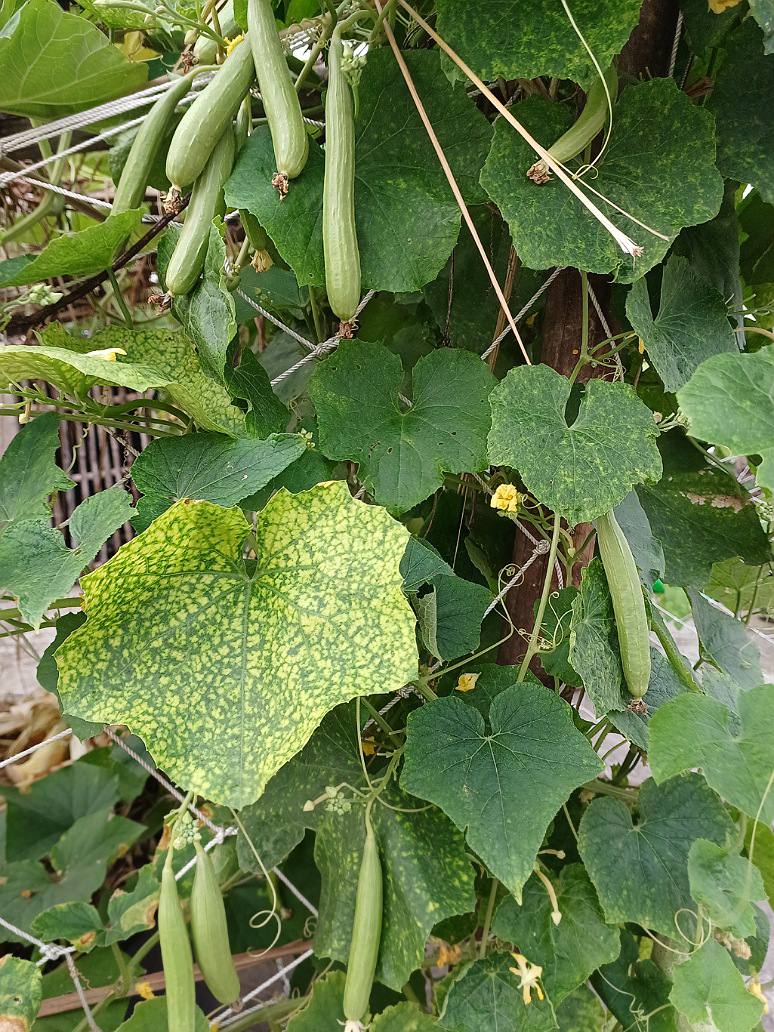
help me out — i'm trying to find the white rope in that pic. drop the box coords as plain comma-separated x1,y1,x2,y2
0,727,73,769
481,267,564,361
215,948,314,1026
273,867,318,917
587,280,624,377
483,540,552,619
235,288,318,352
669,10,684,79
0,914,75,964
64,952,102,1032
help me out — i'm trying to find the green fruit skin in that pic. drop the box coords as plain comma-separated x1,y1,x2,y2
343,814,383,1024
549,65,618,165
114,73,197,216
159,854,196,1032
166,38,253,189
193,0,239,66
190,842,240,1005
247,0,308,178
322,33,361,323
165,128,235,297
595,509,651,698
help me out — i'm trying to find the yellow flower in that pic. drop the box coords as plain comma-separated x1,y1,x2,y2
135,980,155,1000
509,952,545,1006
361,736,376,756
225,33,245,56
491,483,522,515
708,0,741,11
748,977,769,1014
456,672,480,693
85,347,127,362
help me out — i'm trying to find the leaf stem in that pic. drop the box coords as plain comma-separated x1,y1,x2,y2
651,616,700,692
517,512,561,682
478,877,499,959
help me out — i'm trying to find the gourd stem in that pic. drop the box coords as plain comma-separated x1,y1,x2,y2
517,513,561,681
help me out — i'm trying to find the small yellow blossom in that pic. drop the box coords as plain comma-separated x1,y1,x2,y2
491,483,522,515
225,33,244,56
361,736,376,756
509,952,544,1006
456,672,480,693
135,980,155,1000
85,347,127,362
748,977,769,1014
708,0,741,11
638,337,646,354
435,940,463,967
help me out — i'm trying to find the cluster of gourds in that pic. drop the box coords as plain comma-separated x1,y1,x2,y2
112,0,362,322
159,839,241,1027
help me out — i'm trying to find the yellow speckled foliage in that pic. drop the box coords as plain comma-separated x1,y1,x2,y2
56,482,418,807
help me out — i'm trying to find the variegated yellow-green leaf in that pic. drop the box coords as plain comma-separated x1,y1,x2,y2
56,483,418,807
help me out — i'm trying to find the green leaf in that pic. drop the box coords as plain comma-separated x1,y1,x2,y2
675,184,742,302
31,900,102,951
750,0,774,52
0,811,144,943
740,191,774,286
0,210,143,286
649,685,774,823
129,431,306,530
709,21,774,205
569,558,628,713
688,838,765,939
689,590,762,689
226,50,491,292
555,987,608,1032
480,81,722,281
285,971,345,1031
577,774,734,935
0,343,168,397
223,346,290,438
0,0,146,117
101,863,159,945
492,865,620,1006
0,955,41,1029
115,997,210,1031
2,759,120,861
439,953,558,1032
613,490,664,586
669,939,763,1032
0,412,72,526
626,256,737,393
372,1003,439,1031
401,683,602,901
592,930,677,1032
57,483,417,807
241,446,336,511
637,465,771,588
607,648,687,751
238,704,475,990
747,820,774,906
311,340,495,512
412,574,492,661
38,324,249,435
488,364,662,525
680,0,738,54
435,0,642,89
160,220,236,380
536,586,580,686
678,348,774,493
0,486,133,626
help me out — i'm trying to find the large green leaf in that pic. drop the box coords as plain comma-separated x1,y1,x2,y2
488,364,662,524
0,210,143,286
0,0,146,117
310,340,495,512
115,997,210,1031
492,865,620,1007
577,774,734,935
239,705,475,990
439,953,558,1032
649,685,774,823
0,486,133,627
0,955,42,1028
37,324,248,435
57,483,417,807
0,412,72,526
626,255,737,392
593,930,677,1032
569,558,628,713
129,431,306,530
480,81,722,281
412,571,492,662
709,21,774,205
225,49,491,292
669,939,763,1032
637,464,771,587
401,683,602,901
677,348,774,492
688,838,765,939
435,0,641,89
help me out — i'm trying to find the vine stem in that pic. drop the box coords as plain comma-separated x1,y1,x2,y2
478,877,499,959
651,617,700,692
517,513,561,682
